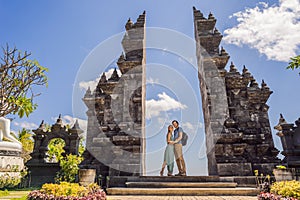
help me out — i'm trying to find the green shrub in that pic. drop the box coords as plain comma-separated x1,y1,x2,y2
55,154,83,183
0,174,21,189
271,180,300,198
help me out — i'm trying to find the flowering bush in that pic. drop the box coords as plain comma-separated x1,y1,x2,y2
271,181,300,199
258,181,300,200
258,192,279,200
27,182,106,200
258,192,298,200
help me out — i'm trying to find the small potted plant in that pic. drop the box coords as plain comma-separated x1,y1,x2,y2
273,165,293,182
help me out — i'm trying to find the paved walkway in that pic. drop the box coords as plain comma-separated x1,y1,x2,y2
0,191,258,200
108,196,258,200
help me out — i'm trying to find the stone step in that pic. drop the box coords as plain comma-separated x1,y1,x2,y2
106,187,259,196
126,181,238,188
126,176,229,182
109,176,257,187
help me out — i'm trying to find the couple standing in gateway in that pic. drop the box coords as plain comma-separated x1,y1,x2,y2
160,120,186,176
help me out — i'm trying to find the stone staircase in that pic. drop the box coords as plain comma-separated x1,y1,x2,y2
106,176,259,196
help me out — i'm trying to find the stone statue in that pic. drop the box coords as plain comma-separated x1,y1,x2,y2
0,117,22,149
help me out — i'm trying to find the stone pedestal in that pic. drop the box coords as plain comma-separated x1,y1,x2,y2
26,162,60,187
78,169,96,186
273,169,293,182
0,142,24,186
0,142,23,173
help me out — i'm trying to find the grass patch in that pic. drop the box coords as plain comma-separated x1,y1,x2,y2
11,196,27,200
0,189,9,197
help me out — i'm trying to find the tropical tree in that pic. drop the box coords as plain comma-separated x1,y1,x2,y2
287,55,300,73
18,128,34,163
47,138,65,163
47,137,85,163
0,45,48,118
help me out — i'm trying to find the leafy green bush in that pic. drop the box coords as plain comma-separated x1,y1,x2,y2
55,154,83,183
47,138,65,162
0,173,21,189
271,180,300,198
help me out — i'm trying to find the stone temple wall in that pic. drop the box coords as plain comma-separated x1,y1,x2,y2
80,12,146,178
193,7,280,176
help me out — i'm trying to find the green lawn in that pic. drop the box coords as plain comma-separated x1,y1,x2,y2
0,190,9,197
11,196,27,200
0,190,30,200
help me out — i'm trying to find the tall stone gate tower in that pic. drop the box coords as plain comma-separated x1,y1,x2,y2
193,7,280,176
81,12,146,177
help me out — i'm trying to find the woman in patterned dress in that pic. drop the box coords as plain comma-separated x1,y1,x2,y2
160,125,175,176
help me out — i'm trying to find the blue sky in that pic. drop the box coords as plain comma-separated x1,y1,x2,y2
1,0,300,175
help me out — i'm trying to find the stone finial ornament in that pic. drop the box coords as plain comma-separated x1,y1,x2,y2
125,18,133,30
56,114,63,125
108,68,120,82
84,87,92,98
274,113,288,131
208,12,215,19
100,72,107,83
229,62,237,72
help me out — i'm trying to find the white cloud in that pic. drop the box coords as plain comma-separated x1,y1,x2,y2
182,122,194,131
105,68,122,80
224,0,300,62
79,78,100,92
79,68,122,91
146,92,187,119
13,121,38,130
181,122,203,132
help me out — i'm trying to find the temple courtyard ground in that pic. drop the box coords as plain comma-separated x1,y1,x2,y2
108,196,257,200
0,191,258,200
